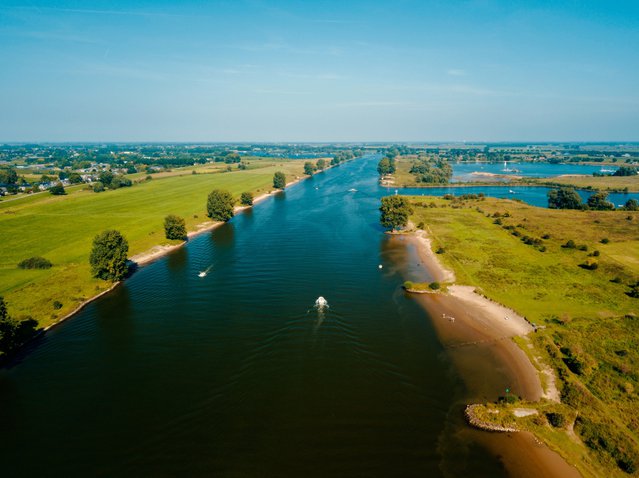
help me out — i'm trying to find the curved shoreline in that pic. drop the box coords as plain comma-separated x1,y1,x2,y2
394,228,578,477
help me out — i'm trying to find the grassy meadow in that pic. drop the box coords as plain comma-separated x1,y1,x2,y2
528,174,639,192
408,195,639,476
0,159,306,327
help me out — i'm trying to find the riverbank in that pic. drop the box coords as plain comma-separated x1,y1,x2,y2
394,229,579,477
14,174,314,352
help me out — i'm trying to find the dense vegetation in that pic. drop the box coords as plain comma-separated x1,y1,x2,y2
0,296,37,360
240,191,253,206
408,156,453,184
17,256,52,269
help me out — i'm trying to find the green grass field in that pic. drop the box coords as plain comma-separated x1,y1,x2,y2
528,175,639,192
0,159,305,326
408,195,639,476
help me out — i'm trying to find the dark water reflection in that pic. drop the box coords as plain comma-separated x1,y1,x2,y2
0,156,515,477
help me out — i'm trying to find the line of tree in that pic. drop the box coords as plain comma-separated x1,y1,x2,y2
409,157,452,184
547,187,639,210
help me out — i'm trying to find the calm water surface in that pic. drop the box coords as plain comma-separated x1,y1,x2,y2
1,156,509,477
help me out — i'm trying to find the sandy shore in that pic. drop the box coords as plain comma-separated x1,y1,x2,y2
394,229,577,477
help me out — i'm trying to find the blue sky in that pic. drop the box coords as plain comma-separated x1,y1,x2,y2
0,0,638,142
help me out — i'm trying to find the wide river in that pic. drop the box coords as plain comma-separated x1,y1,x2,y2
2,156,634,477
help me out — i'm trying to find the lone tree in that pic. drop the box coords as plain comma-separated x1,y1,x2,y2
207,189,235,222
89,230,129,281
240,191,254,206
548,187,583,209
380,196,413,231
587,192,615,210
164,214,187,240
304,161,316,176
624,198,639,211
273,171,286,189
49,183,66,195
316,158,327,170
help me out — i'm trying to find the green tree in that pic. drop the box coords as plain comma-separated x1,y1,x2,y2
89,230,129,281
68,172,83,184
379,196,413,230
207,189,235,221
613,166,638,177
304,161,316,176
0,168,18,185
49,183,66,195
273,171,286,189
623,198,638,211
93,181,105,193
548,187,584,209
240,191,254,206
587,192,615,210
316,158,327,170
164,215,187,240
0,296,38,358
377,157,397,176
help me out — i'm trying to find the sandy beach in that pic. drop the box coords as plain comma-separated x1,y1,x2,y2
394,231,578,477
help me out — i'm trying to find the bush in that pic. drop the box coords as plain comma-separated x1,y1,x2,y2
436,247,445,254
49,183,66,195
562,240,576,249
89,230,129,281
417,221,425,230
577,244,588,251
206,189,235,222
164,214,187,240
240,191,253,206
601,237,610,244
403,281,414,290
92,181,105,193
53,301,63,310
546,412,566,428
18,256,52,269
429,281,441,290
579,259,599,270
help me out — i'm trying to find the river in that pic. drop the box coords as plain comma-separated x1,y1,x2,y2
0,155,619,477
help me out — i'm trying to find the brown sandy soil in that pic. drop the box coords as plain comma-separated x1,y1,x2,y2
389,229,578,477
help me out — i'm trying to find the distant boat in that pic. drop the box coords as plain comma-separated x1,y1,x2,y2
509,189,516,194
198,272,207,277
600,166,615,173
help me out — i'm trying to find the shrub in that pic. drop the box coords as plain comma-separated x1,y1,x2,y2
49,183,66,195
429,281,441,290
601,237,610,244
164,214,187,240
577,244,588,251
92,181,105,193
18,256,52,269
403,281,414,290
240,191,253,206
579,259,599,270
546,412,566,428
436,247,445,254
53,301,63,310
562,240,576,249
417,221,425,229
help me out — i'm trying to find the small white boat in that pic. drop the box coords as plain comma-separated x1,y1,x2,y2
348,188,357,192
315,296,328,308
198,272,207,278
